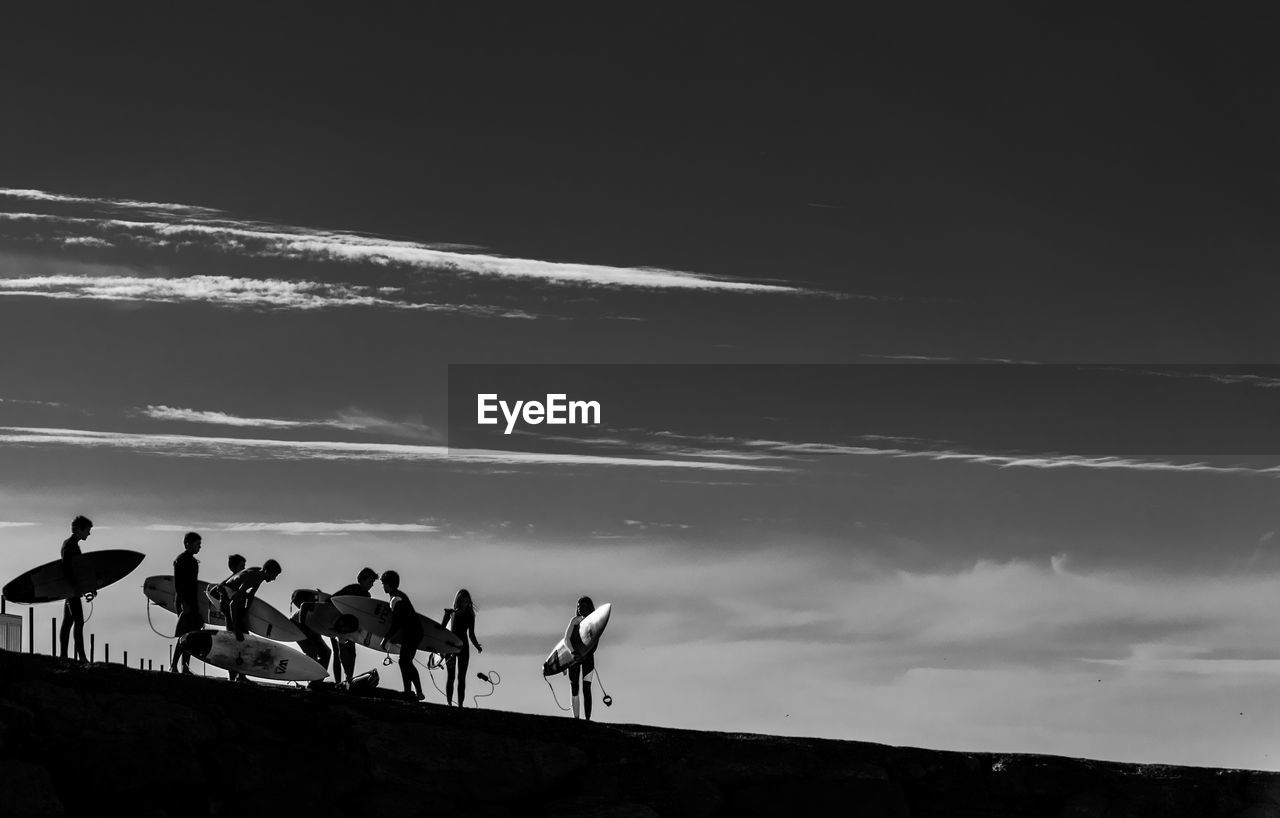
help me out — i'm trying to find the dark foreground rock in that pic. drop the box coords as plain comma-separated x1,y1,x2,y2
1,650,1278,817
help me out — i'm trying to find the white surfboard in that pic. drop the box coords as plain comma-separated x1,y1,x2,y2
543,603,612,676
143,575,305,642
291,588,395,653
330,595,463,655
179,629,327,681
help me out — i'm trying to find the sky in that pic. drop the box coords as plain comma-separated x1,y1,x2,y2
3,5,1280,770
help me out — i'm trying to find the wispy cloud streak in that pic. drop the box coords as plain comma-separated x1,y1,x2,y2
145,521,437,535
0,274,535,316
0,426,779,471
142,405,439,441
0,189,818,293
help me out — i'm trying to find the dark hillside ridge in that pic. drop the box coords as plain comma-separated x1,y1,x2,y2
1,651,1277,817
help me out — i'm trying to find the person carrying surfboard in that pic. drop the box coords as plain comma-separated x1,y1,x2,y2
377,570,425,701
441,588,483,707
168,531,203,675
223,559,282,642
329,567,379,686
216,554,247,681
566,596,597,721
58,515,94,663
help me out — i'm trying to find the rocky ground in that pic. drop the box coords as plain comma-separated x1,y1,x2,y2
1,650,1279,817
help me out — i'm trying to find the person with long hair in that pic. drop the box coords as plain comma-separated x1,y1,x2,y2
566,595,597,720
441,589,483,706
378,570,425,701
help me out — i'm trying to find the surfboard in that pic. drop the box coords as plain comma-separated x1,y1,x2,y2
290,588,393,653
543,603,612,676
330,595,463,655
178,629,327,681
143,576,305,642
3,550,145,604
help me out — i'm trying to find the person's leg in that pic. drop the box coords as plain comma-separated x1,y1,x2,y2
568,664,581,719
229,596,248,640
59,600,73,658
445,654,456,705
216,600,238,679
68,597,86,662
340,641,356,682
401,638,424,700
317,639,332,670
583,654,594,721
457,645,470,707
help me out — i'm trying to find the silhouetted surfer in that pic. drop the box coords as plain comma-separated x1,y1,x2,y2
566,596,596,720
217,554,247,681
330,567,378,685
290,599,333,672
224,559,282,641
378,570,425,701
169,532,203,674
441,588,483,707
59,515,93,662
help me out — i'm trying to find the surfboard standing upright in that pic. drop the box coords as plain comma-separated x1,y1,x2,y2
543,603,612,676
4,550,146,604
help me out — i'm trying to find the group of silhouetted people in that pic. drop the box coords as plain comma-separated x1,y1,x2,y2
53,515,604,719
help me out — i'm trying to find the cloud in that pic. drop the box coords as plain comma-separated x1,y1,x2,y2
0,521,37,528
567,430,1280,479
0,273,537,317
0,188,223,216
145,521,437,535
0,195,822,293
140,405,439,441
0,426,780,471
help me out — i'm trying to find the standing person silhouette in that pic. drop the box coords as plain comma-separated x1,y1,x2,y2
329,567,378,685
441,589,483,706
169,532,203,674
377,570,425,701
59,515,94,663
566,596,597,721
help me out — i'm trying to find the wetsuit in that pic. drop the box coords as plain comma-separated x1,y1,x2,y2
223,567,269,641
171,549,201,671
442,606,480,706
173,550,202,637
330,582,371,684
59,536,87,661
387,589,424,698
566,614,595,720
290,603,332,668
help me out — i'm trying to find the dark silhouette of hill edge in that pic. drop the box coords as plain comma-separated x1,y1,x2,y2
1,650,1278,817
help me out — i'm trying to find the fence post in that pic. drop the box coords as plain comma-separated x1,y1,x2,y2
123,650,128,668
28,608,33,654
50,617,56,657
90,634,95,662
105,643,110,664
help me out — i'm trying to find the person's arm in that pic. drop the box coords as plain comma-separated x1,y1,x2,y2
469,620,482,653
441,608,453,629
566,618,586,657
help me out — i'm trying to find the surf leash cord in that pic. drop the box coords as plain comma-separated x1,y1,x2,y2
544,675,571,711
473,670,500,708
